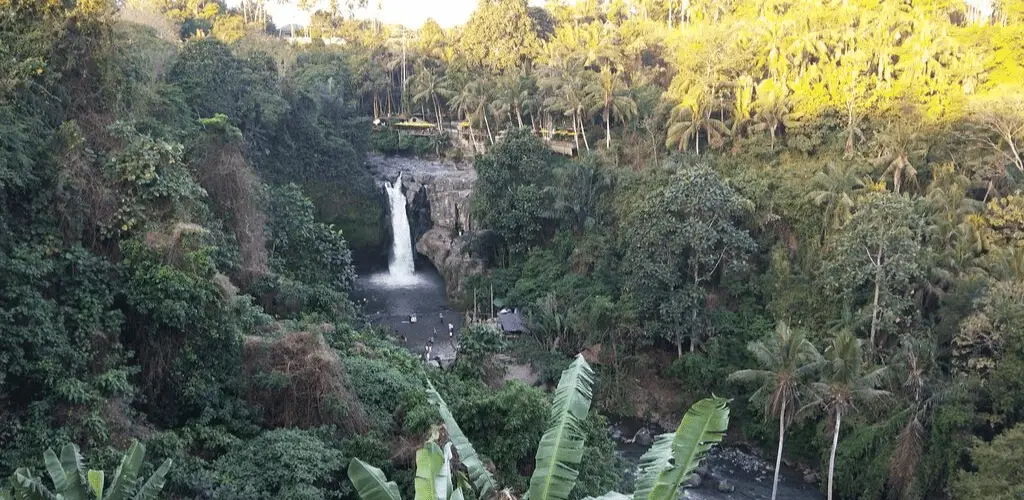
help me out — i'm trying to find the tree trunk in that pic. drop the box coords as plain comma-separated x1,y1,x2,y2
605,107,612,148
772,400,786,500
572,112,581,152
483,110,494,144
516,106,524,128
579,111,590,151
828,411,842,500
870,262,881,351
695,127,700,154
770,123,777,151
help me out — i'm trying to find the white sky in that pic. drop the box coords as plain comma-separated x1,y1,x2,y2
229,0,995,31
223,0,483,29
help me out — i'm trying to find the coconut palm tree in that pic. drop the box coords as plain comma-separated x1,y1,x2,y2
803,331,890,500
665,88,728,154
449,83,482,153
807,162,866,243
751,79,793,151
585,67,637,148
540,56,593,152
411,63,448,130
729,323,822,500
493,70,533,130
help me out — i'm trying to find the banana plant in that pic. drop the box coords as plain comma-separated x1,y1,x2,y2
352,354,729,500
3,440,172,500
348,437,468,500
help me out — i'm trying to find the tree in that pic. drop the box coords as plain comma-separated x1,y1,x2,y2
807,162,867,243
665,86,728,154
971,92,1024,173
620,161,755,356
586,67,637,148
459,0,543,71
729,323,822,500
4,441,172,500
804,332,889,500
751,79,793,151
952,425,1024,500
540,56,593,152
411,62,448,130
825,193,926,351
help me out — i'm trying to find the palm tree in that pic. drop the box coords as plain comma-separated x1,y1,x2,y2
585,67,637,148
449,83,481,153
803,331,889,500
493,70,533,130
540,56,593,152
729,323,822,500
751,79,793,151
872,109,927,194
807,162,866,242
411,63,448,130
665,88,728,154
729,75,755,145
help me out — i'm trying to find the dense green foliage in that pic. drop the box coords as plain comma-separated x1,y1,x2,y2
6,0,1024,499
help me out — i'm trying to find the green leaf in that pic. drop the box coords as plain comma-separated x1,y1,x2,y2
59,444,88,500
10,468,57,500
106,441,145,500
415,442,446,500
631,397,730,500
449,488,465,500
527,354,595,500
133,458,171,500
43,448,66,493
348,459,403,500
87,470,104,500
427,384,497,500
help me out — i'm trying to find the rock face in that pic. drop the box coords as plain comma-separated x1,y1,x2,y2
416,228,483,299
367,155,482,299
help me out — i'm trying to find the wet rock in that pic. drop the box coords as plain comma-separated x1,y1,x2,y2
695,464,710,478
804,472,819,484
716,480,735,493
611,429,623,441
684,473,702,488
416,228,484,299
633,428,654,447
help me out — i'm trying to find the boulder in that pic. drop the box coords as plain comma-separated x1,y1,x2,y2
803,472,819,484
694,464,710,478
633,427,654,447
684,473,702,488
416,228,484,299
716,480,734,493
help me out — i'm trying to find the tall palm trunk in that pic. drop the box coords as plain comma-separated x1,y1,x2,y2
572,113,580,153
515,105,524,128
579,108,590,151
482,109,494,144
828,411,842,500
772,400,786,500
604,106,611,148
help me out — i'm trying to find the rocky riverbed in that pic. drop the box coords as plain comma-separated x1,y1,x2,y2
609,418,824,500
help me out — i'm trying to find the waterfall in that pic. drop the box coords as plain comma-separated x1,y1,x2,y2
385,173,415,278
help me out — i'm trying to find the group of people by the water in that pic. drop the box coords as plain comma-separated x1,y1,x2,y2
398,312,457,363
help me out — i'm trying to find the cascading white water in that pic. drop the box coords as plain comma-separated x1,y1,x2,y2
385,173,416,278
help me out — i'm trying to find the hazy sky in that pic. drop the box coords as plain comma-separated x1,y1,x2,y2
224,0,483,29
229,0,994,30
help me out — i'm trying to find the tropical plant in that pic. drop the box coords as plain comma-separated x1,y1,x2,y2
352,358,730,500
665,87,728,154
729,322,822,500
585,67,636,148
3,441,172,500
803,331,890,500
